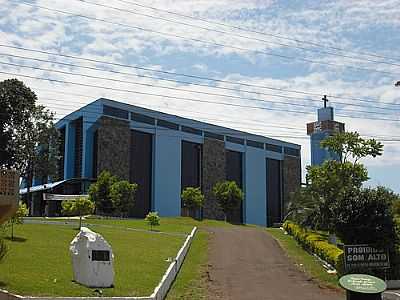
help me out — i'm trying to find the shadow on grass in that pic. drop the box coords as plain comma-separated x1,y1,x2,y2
0,281,7,288
4,236,27,243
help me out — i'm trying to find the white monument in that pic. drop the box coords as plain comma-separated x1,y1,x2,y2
70,227,115,288
0,169,19,224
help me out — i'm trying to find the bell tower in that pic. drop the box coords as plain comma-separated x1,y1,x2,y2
306,96,345,165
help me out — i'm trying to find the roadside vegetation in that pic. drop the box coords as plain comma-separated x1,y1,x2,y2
285,131,400,279
266,228,340,289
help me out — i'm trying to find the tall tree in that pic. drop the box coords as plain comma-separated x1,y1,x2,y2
0,79,36,167
290,132,383,234
0,79,59,214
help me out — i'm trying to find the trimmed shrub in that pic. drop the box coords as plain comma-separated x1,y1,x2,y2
283,221,343,274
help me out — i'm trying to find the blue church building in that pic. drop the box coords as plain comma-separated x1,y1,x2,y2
307,99,345,165
24,98,302,227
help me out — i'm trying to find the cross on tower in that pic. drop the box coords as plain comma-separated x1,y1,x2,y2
322,95,328,108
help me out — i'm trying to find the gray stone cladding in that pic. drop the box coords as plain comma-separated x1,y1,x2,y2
202,138,226,220
282,155,301,216
96,116,130,180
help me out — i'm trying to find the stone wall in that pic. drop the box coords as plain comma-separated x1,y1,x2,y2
96,116,130,180
202,138,226,220
282,155,301,216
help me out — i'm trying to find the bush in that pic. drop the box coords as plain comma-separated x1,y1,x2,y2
62,197,95,229
145,212,160,231
181,187,204,209
283,221,343,274
213,181,243,221
110,180,138,217
88,170,117,214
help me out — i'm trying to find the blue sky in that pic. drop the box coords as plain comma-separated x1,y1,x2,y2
0,0,399,192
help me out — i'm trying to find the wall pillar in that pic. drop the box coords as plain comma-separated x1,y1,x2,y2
202,138,226,220
96,116,130,180
282,155,301,217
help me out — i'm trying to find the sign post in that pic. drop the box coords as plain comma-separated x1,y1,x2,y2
0,169,19,224
340,244,389,300
339,274,386,300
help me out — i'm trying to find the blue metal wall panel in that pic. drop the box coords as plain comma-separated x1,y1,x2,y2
153,131,182,217
244,147,267,226
82,121,94,178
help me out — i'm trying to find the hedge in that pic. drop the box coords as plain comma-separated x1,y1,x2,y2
283,221,344,274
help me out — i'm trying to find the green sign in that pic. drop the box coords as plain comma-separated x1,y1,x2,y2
339,274,386,294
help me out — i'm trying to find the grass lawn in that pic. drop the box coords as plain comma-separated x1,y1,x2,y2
266,228,340,290
166,230,209,300
0,223,184,297
41,216,232,235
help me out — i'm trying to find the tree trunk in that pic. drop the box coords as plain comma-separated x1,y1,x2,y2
26,171,33,216
11,222,14,240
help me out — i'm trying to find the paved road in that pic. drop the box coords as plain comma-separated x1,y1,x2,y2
207,227,343,300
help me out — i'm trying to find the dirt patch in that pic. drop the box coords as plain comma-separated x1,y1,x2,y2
207,227,343,300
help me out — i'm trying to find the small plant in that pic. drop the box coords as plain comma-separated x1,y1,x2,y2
213,181,243,222
145,212,160,231
62,197,95,229
3,202,28,240
181,187,204,219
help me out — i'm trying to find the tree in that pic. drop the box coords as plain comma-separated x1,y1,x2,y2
88,170,118,215
62,197,95,229
293,132,383,234
3,203,28,240
181,187,204,218
0,79,36,167
145,212,160,231
0,238,6,263
213,181,243,221
110,180,138,217
334,187,399,247
0,79,59,215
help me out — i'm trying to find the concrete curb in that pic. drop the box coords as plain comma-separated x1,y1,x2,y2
0,227,198,300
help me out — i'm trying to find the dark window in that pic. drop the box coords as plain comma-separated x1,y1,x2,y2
130,130,153,218
204,131,224,141
91,250,110,261
284,147,300,157
182,125,202,136
92,130,98,178
266,143,283,153
74,117,83,178
157,119,179,130
131,112,155,125
226,150,243,224
266,158,282,227
181,141,202,192
226,136,244,145
57,127,66,181
247,140,264,149
103,105,129,119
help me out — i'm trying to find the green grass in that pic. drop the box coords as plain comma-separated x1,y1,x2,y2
39,216,233,235
266,228,340,290
0,223,184,297
166,230,209,300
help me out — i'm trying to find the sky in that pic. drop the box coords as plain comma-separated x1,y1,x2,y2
0,0,399,192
